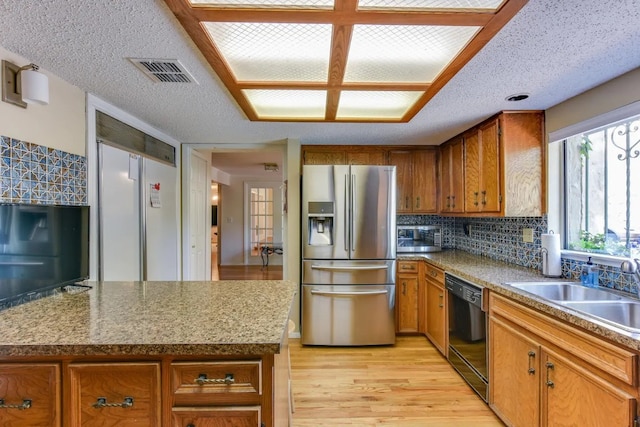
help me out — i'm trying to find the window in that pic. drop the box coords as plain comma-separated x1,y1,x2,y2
562,113,640,258
249,187,274,257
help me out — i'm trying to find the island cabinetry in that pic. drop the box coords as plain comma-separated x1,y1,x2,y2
396,261,421,334
489,293,638,427
66,362,161,426
172,407,261,427
0,363,61,427
439,137,464,214
301,145,387,165
424,264,447,355
388,149,438,214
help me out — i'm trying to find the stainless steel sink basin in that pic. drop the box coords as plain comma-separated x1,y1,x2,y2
507,282,623,302
562,301,640,333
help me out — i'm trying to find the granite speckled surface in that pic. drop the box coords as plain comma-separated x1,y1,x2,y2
0,280,297,357
401,250,640,352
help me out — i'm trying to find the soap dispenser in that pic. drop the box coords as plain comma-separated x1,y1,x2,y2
581,257,599,288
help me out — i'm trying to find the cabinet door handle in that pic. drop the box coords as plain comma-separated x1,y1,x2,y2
93,396,134,408
545,362,555,388
415,196,420,209
195,373,235,385
474,191,479,206
451,195,456,208
446,195,451,208
481,190,487,205
438,293,444,308
527,351,536,375
405,196,409,209
402,282,407,295
0,398,32,410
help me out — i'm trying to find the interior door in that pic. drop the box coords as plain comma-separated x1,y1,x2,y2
183,148,210,280
98,143,142,281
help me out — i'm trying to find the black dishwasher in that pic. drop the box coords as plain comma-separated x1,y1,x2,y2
445,273,488,402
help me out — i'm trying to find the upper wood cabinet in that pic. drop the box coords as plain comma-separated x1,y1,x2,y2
441,111,545,217
439,137,465,214
302,146,387,165
389,149,438,214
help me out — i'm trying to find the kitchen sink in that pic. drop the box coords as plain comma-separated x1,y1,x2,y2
506,281,640,333
506,282,623,302
562,301,640,333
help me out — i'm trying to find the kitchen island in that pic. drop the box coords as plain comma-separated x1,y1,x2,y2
0,280,297,427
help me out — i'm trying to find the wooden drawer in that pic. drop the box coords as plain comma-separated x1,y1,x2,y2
424,263,444,284
67,362,161,427
0,363,60,427
171,361,262,406
397,261,419,274
172,406,261,427
490,293,638,386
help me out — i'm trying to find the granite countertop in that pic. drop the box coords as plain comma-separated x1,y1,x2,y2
400,251,640,352
0,280,297,358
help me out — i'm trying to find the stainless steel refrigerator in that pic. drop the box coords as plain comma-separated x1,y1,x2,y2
301,165,396,346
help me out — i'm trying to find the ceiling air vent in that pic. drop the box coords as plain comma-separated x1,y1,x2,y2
129,58,197,83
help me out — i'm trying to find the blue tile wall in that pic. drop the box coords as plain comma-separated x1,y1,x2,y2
1,135,87,205
401,214,636,297
0,135,87,310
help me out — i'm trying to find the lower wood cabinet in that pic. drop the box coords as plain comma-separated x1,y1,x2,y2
396,261,420,334
0,363,61,427
424,264,447,355
67,362,161,426
489,293,638,427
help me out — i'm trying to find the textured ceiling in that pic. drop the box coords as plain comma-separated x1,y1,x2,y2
0,0,639,153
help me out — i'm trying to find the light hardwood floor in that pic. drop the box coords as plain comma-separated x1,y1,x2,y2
289,336,504,427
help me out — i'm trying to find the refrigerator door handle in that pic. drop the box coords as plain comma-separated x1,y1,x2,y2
310,289,388,296
351,173,356,252
310,264,389,271
344,173,349,252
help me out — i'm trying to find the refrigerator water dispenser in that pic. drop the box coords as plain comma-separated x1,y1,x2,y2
308,201,334,246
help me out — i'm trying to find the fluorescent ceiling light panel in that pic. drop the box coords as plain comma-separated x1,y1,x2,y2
243,89,327,118
344,24,480,83
191,0,334,7
336,91,424,119
203,22,333,82
357,0,504,10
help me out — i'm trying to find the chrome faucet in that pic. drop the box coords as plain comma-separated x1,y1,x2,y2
620,259,640,297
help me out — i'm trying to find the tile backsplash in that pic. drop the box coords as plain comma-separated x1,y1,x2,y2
399,214,636,296
1,135,87,205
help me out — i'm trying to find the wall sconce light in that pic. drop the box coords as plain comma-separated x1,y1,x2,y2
264,163,279,172
2,60,50,108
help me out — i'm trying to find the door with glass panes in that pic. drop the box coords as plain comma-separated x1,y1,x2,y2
244,182,283,265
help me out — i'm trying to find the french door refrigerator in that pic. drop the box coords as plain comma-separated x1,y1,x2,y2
301,165,396,346
98,143,179,281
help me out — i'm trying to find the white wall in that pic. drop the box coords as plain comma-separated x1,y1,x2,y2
0,45,85,154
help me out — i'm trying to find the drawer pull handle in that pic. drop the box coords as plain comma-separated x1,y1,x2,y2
0,398,32,410
195,373,235,385
438,294,444,308
93,396,134,408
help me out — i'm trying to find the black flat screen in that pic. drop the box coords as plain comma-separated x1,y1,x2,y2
0,204,89,303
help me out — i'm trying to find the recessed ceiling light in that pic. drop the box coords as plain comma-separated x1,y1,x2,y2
506,93,530,102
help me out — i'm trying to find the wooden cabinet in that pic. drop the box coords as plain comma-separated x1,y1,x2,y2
67,362,161,426
440,111,544,216
489,293,638,427
439,138,464,214
0,363,61,427
302,145,387,165
172,407,261,426
424,264,447,355
396,261,421,334
389,149,438,213
464,118,500,213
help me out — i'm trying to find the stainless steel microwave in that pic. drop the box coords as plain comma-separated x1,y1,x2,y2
397,225,442,253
